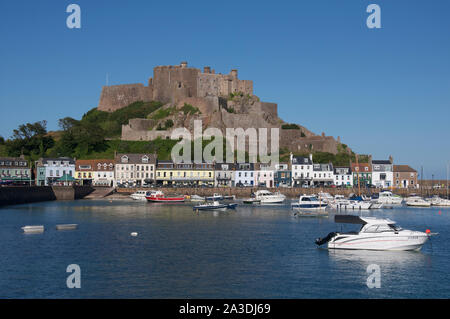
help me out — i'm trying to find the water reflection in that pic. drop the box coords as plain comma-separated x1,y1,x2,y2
327,248,430,266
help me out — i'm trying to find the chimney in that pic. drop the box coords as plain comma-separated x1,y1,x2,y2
389,155,393,164
309,153,313,162
368,155,372,166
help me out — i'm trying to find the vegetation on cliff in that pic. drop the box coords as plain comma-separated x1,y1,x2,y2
180,103,201,115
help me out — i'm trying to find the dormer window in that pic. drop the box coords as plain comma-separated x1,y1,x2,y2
121,156,128,163
142,156,149,163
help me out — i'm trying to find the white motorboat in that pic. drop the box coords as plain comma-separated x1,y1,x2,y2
329,195,372,210
315,215,435,251
56,224,78,230
189,194,206,202
291,195,328,210
372,191,403,205
317,192,334,203
193,201,237,211
429,195,450,207
130,190,153,201
405,196,431,207
254,190,286,204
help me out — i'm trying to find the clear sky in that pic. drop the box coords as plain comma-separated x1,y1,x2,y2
0,0,449,178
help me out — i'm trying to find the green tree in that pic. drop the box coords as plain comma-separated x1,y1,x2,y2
5,121,54,159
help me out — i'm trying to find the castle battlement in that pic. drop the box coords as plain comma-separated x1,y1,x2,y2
98,62,253,112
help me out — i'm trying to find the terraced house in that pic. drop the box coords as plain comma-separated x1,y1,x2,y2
0,156,31,185
114,153,156,187
372,156,394,188
393,165,418,189
75,159,115,187
290,154,313,187
215,163,235,187
156,161,214,186
35,157,75,186
351,162,372,187
274,163,291,187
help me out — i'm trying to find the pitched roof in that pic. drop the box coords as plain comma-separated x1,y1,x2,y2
372,160,392,165
292,156,312,165
394,165,417,173
115,153,156,164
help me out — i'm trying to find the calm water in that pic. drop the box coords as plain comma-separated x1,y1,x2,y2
0,199,449,298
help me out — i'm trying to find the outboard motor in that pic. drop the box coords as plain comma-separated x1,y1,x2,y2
315,232,337,246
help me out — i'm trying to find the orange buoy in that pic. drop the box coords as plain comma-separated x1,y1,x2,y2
426,229,431,234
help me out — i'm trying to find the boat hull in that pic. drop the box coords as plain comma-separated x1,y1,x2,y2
146,197,185,202
327,233,429,251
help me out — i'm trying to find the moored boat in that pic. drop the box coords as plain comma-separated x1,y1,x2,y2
315,215,435,251
146,190,185,202
205,193,224,201
429,195,450,207
22,225,44,233
254,190,286,204
193,201,237,211
291,195,328,210
405,195,431,207
189,194,206,202
130,190,154,201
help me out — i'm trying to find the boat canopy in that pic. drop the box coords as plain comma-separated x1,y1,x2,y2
334,215,367,225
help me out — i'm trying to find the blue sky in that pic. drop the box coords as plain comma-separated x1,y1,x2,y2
0,0,449,178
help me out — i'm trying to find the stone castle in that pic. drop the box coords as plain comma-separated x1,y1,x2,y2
97,62,349,155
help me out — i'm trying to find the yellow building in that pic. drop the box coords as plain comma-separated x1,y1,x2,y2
156,160,214,186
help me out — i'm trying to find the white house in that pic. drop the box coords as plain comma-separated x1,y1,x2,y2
313,163,334,186
234,163,255,187
371,156,394,188
114,153,156,187
215,163,235,187
255,163,274,188
290,153,313,187
334,166,353,187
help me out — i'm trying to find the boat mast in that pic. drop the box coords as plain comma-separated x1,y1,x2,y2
356,154,361,197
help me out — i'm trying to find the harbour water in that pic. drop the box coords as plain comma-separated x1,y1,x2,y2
0,199,449,298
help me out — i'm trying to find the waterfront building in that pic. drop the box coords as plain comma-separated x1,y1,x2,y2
214,163,235,187
156,160,214,186
351,162,372,187
75,159,115,187
0,156,31,185
255,163,274,188
312,163,334,187
393,165,418,189
333,166,353,187
290,153,313,187
274,163,292,187
234,163,255,187
372,156,394,188
35,157,76,186
114,153,156,187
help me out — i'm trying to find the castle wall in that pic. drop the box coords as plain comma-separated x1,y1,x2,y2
98,84,153,112
152,65,200,104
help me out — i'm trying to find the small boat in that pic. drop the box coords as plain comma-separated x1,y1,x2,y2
130,190,154,201
329,195,372,210
372,191,403,205
254,190,286,203
56,224,78,230
429,195,450,207
291,195,328,210
205,193,224,201
22,225,44,233
189,194,206,202
193,201,237,211
146,190,185,202
405,196,431,207
315,215,436,251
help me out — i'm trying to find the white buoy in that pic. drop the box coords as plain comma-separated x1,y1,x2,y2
131,232,138,237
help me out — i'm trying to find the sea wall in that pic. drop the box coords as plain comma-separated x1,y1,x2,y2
0,186,94,207
114,187,449,199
